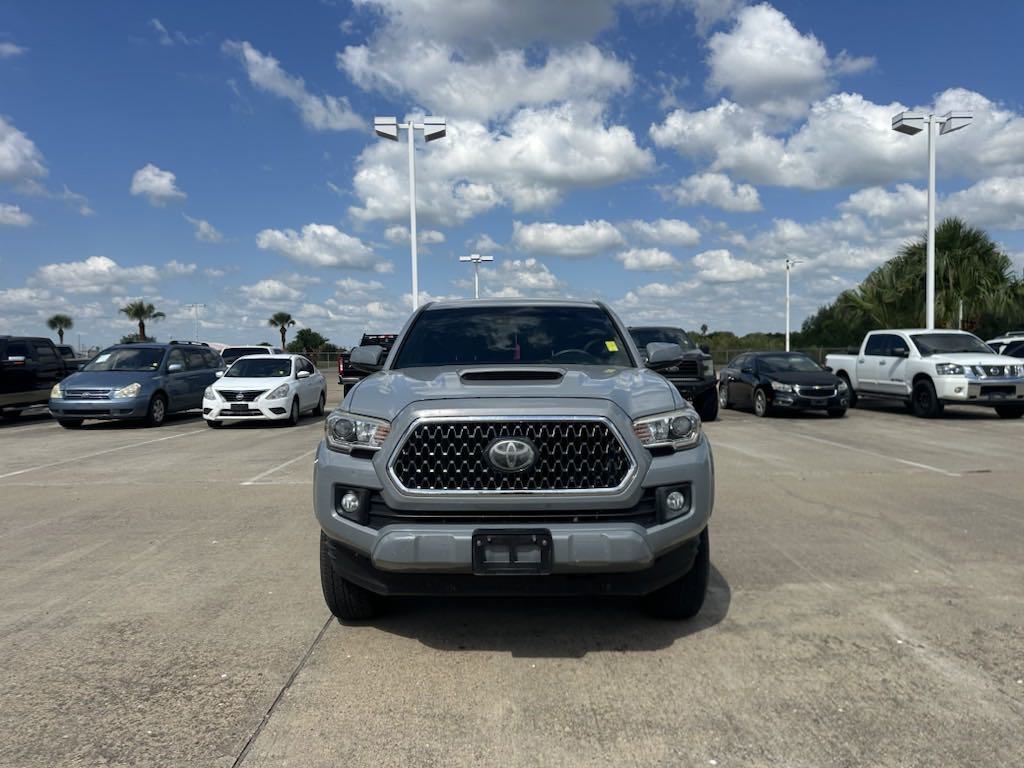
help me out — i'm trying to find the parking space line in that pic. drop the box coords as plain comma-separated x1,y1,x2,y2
240,449,317,486
790,432,961,477
0,428,208,480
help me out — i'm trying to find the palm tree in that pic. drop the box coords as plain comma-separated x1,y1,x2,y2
268,311,296,348
119,300,166,342
47,314,74,344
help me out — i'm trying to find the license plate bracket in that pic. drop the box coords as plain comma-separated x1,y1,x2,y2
231,403,249,411
472,529,552,575
810,397,828,406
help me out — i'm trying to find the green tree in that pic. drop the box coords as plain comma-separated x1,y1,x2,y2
47,313,74,344
287,328,329,355
119,300,165,342
268,312,296,348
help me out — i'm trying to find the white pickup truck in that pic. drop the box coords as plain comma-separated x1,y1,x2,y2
825,329,1024,418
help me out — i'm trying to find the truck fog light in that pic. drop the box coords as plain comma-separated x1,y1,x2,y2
341,491,361,515
954,386,963,393
666,491,686,512
657,485,691,521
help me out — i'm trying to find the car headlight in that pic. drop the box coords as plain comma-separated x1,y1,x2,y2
632,409,701,451
935,363,964,376
770,380,794,393
837,379,849,391
702,358,714,376
325,411,391,453
266,383,291,399
203,386,216,400
112,383,141,399
50,383,63,399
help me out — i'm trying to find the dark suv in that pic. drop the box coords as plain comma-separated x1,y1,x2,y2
629,327,718,421
49,341,224,428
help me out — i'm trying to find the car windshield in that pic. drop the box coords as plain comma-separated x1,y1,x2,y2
758,353,822,373
225,358,293,378
393,305,633,368
629,328,697,351
222,347,270,364
83,347,165,372
911,333,992,356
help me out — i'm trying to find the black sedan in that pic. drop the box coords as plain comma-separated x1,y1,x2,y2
718,351,850,418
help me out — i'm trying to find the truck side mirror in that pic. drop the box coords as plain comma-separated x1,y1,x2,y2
645,342,684,371
350,345,386,373
700,345,711,355
892,346,909,358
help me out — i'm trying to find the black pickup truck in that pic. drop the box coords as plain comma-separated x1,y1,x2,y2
1,336,75,419
628,326,719,421
338,333,397,386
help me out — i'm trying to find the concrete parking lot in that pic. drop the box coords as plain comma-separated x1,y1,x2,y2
1,382,1022,768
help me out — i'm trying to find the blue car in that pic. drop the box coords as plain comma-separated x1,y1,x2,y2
49,341,224,428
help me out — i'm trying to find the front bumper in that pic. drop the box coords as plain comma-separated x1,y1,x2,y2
203,398,291,421
49,396,149,420
664,377,716,402
933,376,1024,404
770,392,849,410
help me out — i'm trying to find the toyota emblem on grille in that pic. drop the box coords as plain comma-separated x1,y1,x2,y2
486,438,536,473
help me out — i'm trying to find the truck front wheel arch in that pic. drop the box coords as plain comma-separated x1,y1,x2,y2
836,371,856,407
911,377,943,418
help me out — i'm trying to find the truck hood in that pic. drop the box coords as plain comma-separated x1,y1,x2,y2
928,352,1023,366
60,370,158,390
345,366,683,421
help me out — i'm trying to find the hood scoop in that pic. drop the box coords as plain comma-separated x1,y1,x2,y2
459,367,565,383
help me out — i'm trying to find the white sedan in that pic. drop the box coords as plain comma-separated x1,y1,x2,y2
203,354,327,427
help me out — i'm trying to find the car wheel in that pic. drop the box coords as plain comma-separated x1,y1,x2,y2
697,389,719,421
838,374,857,407
320,532,381,621
994,405,1024,419
718,384,731,410
287,398,300,426
206,419,223,429
911,379,943,418
827,407,847,418
58,418,83,429
145,393,167,427
643,528,709,619
753,388,770,417
313,391,326,417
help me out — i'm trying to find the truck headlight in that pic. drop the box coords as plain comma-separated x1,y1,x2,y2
50,383,63,399
935,363,964,376
112,383,141,399
837,379,849,391
770,380,793,393
702,358,714,376
632,409,701,451
325,411,391,453
266,383,291,399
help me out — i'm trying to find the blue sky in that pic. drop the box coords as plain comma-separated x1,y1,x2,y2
3,0,1024,349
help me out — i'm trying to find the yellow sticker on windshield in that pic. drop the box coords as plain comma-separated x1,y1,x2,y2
605,341,619,352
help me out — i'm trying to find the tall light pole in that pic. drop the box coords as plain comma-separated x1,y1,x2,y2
892,110,972,329
374,115,447,311
186,303,206,341
785,258,802,352
458,253,494,299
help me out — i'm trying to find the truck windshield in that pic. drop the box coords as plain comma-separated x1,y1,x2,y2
83,347,165,372
393,305,633,368
225,358,293,378
629,327,697,350
758,353,822,373
911,333,993,356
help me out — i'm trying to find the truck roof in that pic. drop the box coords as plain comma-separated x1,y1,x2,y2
422,298,603,310
869,328,976,335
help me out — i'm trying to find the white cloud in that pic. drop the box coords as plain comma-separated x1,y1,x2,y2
693,249,766,282
256,223,387,271
162,260,197,276
30,255,161,295
512,219,624,258
615,248,679,271
336,277,385,295
479,257,564,297
239,279,302,304
668,172,761,212
0,203,32,226
682,0,745,35
130,163,186,206
384,225,445,245
0,116,46,183
150,18,199,47
946,177,1024,230
0,42,27,58
833,50,876,75
223,40,362,131
183,215,224,242
625,218,701,247
468,233,503,252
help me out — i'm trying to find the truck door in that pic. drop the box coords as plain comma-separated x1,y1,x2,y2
877,335,911,397
857,334,889,393
32,341,64,394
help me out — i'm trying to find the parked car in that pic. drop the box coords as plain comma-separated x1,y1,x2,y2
628,326,718,421
825,329,1024,418
203,354,326,427
997,339,1024,358
339,333,397,386
985,332,1024,355
221,345,282,365
49,341,224,428
316,299,714,621
1,336,76,419
55,344,90,370
719,351,849,418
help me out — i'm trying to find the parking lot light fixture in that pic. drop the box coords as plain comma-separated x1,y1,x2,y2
458,253,494,299
891,109,973,329
374,115,447,311
785,258,802,352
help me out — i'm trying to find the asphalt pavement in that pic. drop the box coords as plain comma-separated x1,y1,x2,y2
1,383,1021,767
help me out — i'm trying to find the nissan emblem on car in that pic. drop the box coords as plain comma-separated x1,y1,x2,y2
486,438,536,473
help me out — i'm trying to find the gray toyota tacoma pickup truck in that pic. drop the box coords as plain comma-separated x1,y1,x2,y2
314,299,715,620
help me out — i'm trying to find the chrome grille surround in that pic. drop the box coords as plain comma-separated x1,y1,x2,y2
218,390,266,402
63,388,113,400
388,415,637,495
794,384,837,398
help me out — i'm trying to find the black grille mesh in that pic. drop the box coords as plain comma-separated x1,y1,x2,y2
219,390,265,402
392,420,632,492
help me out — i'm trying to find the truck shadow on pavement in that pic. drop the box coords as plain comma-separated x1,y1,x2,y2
368,565,730,658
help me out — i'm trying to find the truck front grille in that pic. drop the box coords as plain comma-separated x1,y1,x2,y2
664,360,700,377
390,418,634,493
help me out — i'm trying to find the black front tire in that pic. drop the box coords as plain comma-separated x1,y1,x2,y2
313,391,326,417
838,374,857,407
911,379,944,418
718,383,731,410
696,389,719,422
58,418,84,429
995,405,1024,419
827,407,847,418
145,393,168,427
206,419,223,429
1,409,22,420
320,532,382,621
753,388,770,417
643,528,710,619
287,398,300,426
